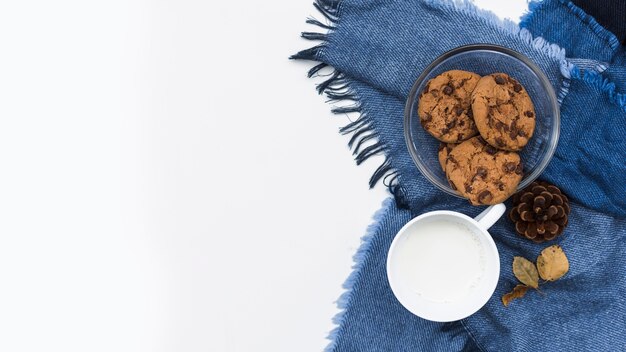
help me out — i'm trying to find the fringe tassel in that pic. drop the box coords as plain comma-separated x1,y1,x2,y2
291,0,408,208
290,44,324,61
301,31,327,41
317,71,344,94
350,132,376,155
306,17,335,30
331,105,361,114
354,143,386,165
382,171,408,208
308,63,328,78
325,91,357,102
370,159,392,187
346,126,369,148
313,0,342,23
338,115,370,134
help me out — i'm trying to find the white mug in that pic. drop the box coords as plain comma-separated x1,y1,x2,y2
386,204,505,322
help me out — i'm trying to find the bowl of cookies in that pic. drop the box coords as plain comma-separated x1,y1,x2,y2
404,44,560,205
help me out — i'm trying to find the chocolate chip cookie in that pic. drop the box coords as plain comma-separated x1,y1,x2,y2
418,70,481,143
445,136,523,205
471,73,535,151
438,143,457,171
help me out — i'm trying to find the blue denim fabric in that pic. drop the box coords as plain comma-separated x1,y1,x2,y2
293,0,626,350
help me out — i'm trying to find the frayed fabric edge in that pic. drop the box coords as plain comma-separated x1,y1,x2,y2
569,66,626,112
291,0,408,208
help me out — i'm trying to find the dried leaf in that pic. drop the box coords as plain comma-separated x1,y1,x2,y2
512,256,539,288
502,285,529,306
537,245,569,281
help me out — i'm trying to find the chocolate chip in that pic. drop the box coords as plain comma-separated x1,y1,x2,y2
441,128,450,134
524,111,534,117
495,76,505,85
467,109,473,118
465,184,473,193
495,121,510,132
485,145,497,155
442,84,453,95
459,120,465,127
513,84,522,92
422,113,432,122
475,167,487,179
495,138,505,147
504,162,517,173
509,128,519,139
478,190,493,204
515,163,523,175
455,107,464,116
518,130,527,137
497,182,505,191
446,119,457,129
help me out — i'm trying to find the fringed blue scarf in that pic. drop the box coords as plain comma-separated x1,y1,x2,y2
292,0,626,350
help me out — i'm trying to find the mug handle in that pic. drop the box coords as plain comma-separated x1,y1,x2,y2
474,203,506,230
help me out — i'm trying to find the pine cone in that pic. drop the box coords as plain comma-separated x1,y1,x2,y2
509,181,570,242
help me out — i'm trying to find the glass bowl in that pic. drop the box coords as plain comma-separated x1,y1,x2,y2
404,44,560,198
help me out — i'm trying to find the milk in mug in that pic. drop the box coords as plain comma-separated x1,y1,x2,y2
392,219,487,303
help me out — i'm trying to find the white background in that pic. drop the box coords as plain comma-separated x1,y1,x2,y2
0,1,525,351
